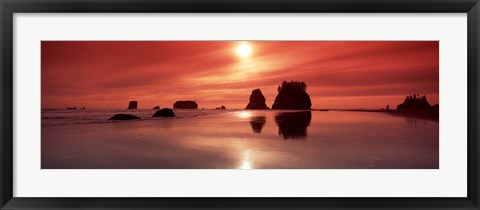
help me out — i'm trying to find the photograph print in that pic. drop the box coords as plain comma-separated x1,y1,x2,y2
41,41,439,169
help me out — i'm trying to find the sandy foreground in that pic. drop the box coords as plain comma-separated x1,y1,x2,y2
42,110,439,169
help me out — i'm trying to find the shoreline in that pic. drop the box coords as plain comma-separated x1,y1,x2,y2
333,109,439,122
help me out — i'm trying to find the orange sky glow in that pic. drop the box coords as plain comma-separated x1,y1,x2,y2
41,41,439,109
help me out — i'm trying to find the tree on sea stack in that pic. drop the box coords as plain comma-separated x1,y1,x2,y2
397,94,433,109
272,80,312,110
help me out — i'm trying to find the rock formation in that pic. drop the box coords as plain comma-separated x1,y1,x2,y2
397,94,432,109
152,106,160,110
152,108,175,117
245,89,269,109
173,101,198,109
274,111,311,139
216,105,226,109
127,101,138,109
109,114,141,120
272,81,312,110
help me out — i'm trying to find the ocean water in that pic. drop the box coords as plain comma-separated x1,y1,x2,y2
41,109,439,169
41,109,225,126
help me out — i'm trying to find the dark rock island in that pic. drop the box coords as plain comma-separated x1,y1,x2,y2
109,114,141,120
152,106,160,110
397,94,432,109
173,101,198,109
127,101,138,109
272,81,311,110
152,108,175,117
245,89,269,109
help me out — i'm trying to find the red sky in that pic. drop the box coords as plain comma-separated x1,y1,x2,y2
41,41,439,109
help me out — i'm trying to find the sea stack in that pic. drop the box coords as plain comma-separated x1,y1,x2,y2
152,106,160,110
397,94,432,109
127,101,138,109
173,101,198,109
272,81,311,110
245,89,269,109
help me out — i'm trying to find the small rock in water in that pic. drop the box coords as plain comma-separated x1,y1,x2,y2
153,108,175,117
152,106,160,109
109,114,141,120
127,101,138,109
215,105,226,109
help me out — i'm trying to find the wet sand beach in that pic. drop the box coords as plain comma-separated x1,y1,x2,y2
42,110,439,169
336,109,439,122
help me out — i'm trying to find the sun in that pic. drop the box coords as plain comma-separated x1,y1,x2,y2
236,42,252,58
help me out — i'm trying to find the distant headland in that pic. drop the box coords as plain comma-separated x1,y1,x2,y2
397,94,436,110
339,94,439,121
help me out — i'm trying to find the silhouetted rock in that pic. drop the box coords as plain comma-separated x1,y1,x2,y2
250,116,266,133
66,107,77,110
109,114,141,120
272,81,312,110
245,89,269,109
127,101,138,109
397,94,432,109
216,105,226,109
173,101,198,109
152,106,160,110
275,111,311,139
153,108,175,117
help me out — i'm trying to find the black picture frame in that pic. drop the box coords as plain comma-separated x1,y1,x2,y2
1,0,479,209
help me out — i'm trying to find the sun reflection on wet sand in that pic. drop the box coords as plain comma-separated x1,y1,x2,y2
237,111,252,119
239,150,253,169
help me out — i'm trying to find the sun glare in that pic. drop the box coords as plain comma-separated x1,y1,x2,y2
236,42,252,58
238,111,252,119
